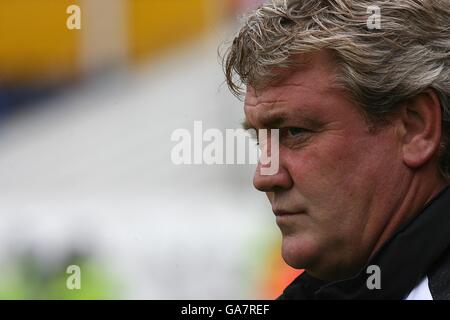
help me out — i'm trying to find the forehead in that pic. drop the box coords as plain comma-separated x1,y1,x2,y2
244,51,342,126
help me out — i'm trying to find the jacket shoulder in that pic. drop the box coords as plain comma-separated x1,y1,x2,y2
428,247,450,300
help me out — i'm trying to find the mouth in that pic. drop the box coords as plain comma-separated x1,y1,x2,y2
273,209,306,217
273,209,307,229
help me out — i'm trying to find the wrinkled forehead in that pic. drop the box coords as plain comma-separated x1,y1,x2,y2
242,52,361,130
244,50,340,107
244,68,339,115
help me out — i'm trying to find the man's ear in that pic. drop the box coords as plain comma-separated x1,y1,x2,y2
399,89,442,169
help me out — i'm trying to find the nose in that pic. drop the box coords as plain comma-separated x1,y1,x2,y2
253,161,293,192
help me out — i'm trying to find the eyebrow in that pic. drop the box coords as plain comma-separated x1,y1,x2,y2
242,113,323,131
241,114,288,131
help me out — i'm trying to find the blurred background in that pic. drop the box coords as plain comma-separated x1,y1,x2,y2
0,0,300,299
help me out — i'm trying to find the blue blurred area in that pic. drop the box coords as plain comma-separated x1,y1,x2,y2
0,85,58,120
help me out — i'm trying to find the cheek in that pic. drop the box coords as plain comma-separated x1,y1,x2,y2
284,134,391,206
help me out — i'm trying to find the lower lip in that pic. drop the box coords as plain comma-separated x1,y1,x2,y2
275,212,304,222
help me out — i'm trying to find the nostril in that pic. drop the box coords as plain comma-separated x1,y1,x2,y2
253,171,278,192
272,186,286,193
253,164,293,192
253,175,264,192
253,171,269,192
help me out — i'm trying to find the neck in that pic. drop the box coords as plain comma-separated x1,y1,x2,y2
370,170,449,259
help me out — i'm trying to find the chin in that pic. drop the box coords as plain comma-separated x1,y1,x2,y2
281,233,321,270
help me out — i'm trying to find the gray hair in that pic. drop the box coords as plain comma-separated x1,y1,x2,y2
224,0,450,178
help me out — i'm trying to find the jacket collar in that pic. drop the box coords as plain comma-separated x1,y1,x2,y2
279,185,450,299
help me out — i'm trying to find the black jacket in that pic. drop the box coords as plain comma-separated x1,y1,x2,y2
278,185,450,300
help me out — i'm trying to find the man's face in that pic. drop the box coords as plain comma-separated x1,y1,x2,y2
244,51,408,280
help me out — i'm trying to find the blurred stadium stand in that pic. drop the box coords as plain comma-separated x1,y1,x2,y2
0,0,299,299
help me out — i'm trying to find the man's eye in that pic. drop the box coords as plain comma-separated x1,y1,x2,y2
287,127,306,136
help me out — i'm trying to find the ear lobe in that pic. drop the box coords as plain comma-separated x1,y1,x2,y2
401,89,442,169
